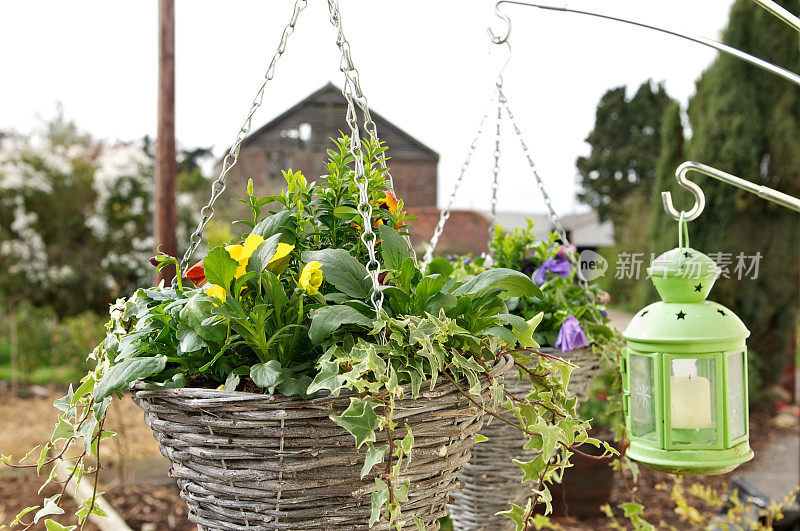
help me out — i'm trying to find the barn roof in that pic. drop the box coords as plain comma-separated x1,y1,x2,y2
238,82,439,160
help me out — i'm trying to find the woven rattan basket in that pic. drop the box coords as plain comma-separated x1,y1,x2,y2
132,355,513,530
447,346,600,530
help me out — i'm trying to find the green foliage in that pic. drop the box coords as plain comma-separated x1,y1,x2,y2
452,222,612,347
7,137,612,530
577,81,676,223
0,121,201,317
650,0,800,392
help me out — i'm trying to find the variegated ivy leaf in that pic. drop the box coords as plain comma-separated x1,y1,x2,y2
33,494,64,524
330,397,381,448
307,359,348,396
360,444,388,479
369,478,390,527
497,500,532,530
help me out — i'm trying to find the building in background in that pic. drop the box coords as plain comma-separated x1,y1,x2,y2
213,83,611,255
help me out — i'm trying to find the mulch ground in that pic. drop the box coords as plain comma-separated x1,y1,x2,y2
0,385,796,530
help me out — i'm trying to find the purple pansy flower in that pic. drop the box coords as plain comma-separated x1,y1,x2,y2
532,257,571,286
555,315,590,353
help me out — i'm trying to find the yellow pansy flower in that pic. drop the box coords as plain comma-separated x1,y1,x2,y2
226,233,265,278
205,283,226,303
266,242,294,275
299,261,323,295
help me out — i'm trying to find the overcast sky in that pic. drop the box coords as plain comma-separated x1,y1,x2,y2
0,1,736,215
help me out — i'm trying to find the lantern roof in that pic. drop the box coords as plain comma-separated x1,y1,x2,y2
623,300,749,346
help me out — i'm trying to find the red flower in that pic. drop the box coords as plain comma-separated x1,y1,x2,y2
597,391,608,401
184,259,207,287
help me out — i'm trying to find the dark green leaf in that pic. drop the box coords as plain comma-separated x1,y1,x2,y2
94,355,167,400
309,305,374,345
252,210,294,242
302,249,372,299
453,268,543,299
378,225,411,271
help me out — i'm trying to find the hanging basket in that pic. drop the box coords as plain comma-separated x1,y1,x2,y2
447,346,599,530
132,355,512,531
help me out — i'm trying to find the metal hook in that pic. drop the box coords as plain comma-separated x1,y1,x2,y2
487,2,513,84
662,160,800,221
661,161,708,221
487,1,512,44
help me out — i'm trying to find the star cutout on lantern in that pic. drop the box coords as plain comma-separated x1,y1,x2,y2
676,311,687,320
640,310,649,317
694,283,703,292
683,251,692,258
717,309,726,316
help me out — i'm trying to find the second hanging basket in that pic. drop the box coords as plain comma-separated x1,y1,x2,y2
447,346,599,530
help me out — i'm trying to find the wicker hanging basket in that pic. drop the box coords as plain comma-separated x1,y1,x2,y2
447,346,600,531
132,355,512,530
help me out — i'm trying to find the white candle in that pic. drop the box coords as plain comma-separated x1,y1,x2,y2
670,376,713,429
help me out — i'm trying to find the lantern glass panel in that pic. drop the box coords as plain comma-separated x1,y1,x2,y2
669,357,717,445
727,352,746,441
630,354,656,440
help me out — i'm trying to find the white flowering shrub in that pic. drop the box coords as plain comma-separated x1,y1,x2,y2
0,133,199,316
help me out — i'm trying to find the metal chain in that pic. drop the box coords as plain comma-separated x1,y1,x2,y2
420,88,498,270
325,3,417,265
502,97,588,288
488,83,505,251
178,0,308,276
328,0,384,319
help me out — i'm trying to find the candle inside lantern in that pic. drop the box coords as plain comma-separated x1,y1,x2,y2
670,359,713,430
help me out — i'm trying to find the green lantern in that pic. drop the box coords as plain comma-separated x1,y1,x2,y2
621,220,753,475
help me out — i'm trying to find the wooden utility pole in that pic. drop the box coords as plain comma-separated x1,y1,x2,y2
154,0,177,285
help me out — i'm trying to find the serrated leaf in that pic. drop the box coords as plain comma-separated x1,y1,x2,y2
360,444,388,479
331,397,380,448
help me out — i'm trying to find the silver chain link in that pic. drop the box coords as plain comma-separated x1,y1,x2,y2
178,0,308,276
420,89,498,270
328,0,384,320
502,97,588,288
488,82,505,250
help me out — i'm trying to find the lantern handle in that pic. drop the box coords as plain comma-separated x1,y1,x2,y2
677,211,690,251
662,161,800,221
